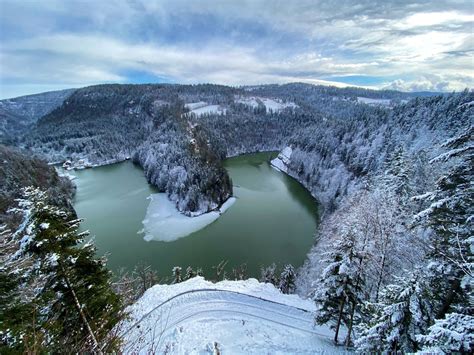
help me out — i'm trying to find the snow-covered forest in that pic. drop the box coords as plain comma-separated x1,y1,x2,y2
10,84,466,214
1,83,472,352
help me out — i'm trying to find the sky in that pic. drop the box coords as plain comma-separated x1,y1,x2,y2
0,0,472,98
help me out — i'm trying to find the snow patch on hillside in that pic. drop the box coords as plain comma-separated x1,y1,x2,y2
271,146,293,173
120,277,346,354
261,97,297,111
236,96,297,112
141,194,236,242
185,102,227,116
357,97,392,106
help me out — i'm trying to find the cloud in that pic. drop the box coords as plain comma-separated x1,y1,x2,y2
0,0,472,98
383,74,474,92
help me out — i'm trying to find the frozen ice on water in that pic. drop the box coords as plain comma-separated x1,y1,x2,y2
141,193,236,242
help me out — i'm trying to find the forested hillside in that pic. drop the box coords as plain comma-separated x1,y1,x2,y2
5,83,470,230
0,89,75,144
0,145,75,229
1,83,472,352
0,146,124,352
11,83,448,216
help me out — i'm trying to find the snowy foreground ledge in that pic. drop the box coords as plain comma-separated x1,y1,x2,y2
119,277,347,354
141,194,236,242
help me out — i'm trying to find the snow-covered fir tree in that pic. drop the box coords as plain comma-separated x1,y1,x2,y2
1,187,123,353
172,266,183,283
417,312,474,353
382,147,414,201
313,229,367,345
260,263,278,286
356,126,473,353
414,125,473,319
185,266,197,280
355,273,433,353
279,264,296,294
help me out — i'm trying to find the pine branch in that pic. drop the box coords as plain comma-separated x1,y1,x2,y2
58,261,103,354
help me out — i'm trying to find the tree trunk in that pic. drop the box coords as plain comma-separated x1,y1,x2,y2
345,300,356,347
334,297,345,344
374,253,386,302
59,263,103,354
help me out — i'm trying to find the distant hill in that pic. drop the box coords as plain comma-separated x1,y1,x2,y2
0,89,75,142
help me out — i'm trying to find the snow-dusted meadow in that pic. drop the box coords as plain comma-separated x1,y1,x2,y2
185,102,227,116
235,96,298,112
356,96,393,106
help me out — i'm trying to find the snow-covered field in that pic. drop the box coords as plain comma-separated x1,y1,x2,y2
141,194,236,242
357,97,393,106
120,277,348,354
236,96,297,112
185,102,227,116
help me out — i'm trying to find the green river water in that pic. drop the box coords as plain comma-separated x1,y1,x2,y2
71,152,318,279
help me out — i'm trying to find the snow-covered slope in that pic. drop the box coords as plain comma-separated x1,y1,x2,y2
236,96,297,112
357,97,393,106
271,146,292,173
120,277,346,354
185,102,227,116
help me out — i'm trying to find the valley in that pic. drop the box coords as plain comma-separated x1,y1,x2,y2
1,83,472,353
69,152,318,278
1,1,473,352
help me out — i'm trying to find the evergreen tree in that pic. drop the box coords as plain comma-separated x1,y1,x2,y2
185,266,196,280
313,231,366,345
172,266,182,283
417,312,474,353
1,187,123,353
279,264,296,294
414,125,473,318
382,147,414,204
260,263,278,286
355,274,433,353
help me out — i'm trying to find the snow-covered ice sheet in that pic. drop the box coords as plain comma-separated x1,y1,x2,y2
120,277,349,354
141,194,236,242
